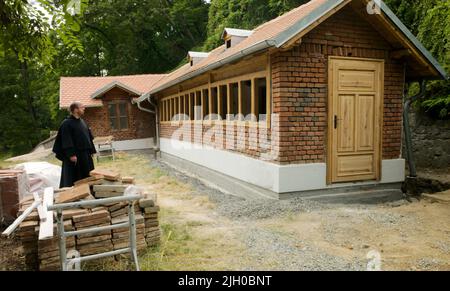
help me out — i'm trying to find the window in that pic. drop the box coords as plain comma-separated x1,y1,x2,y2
202,89,209,118
219,85,228,120
211,87,218,119
108,102,129,130
229,83,239,119
190,93,195,120
160,70,270,126
180,95,184,118
185,94,190,120
241,80,252,119
226,39,232,49
195,91,202,120
254,78,267,121
174,97,179,120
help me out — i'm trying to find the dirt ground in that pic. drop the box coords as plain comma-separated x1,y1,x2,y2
1,151,449,271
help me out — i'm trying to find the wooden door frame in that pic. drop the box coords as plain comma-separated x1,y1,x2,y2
326,56,385,185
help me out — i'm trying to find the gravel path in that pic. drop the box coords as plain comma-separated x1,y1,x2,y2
153,159,327,220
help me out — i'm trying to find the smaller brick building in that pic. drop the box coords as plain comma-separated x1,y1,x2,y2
60,74,166,150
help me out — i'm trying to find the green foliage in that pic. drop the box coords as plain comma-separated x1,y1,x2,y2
1,0,449,156
203,0,308,50
386,0,450,119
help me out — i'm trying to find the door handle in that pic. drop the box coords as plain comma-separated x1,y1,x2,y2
334,115,338,129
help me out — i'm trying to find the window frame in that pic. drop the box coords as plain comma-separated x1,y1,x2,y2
108,101,130,132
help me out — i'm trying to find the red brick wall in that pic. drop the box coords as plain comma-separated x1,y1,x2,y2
160,122,274,160
272,6,404,165
83,87,155,141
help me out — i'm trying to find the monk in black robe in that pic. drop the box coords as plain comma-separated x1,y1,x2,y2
53,102,97,188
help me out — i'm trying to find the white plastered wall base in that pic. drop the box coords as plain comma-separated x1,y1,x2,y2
160,138,405,194
106,138,155,151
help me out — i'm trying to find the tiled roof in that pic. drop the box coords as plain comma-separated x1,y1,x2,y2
59,74,166,109
140,0,446,99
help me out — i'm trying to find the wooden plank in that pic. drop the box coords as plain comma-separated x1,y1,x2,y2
56,184,91,204
39,188,54,240
2,200,40,237
33,192,46,222
90,169,120,181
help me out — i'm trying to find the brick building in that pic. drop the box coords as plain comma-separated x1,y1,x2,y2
62,0,447,197
60,74,165,150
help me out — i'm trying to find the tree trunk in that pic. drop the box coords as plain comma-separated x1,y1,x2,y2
18,57,38,126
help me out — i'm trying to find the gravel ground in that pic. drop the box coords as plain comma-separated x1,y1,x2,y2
153,159,327,220
239,227,366,271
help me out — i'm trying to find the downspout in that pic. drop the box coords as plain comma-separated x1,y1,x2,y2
147,95,160,153
136,100,155,114
403,80,426,178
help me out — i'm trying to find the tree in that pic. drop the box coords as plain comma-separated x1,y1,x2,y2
203,0,308,50
385,0,450,119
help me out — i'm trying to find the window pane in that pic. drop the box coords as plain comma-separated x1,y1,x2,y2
119,103,127,116
220,85,228,120
241,80,252,119
230,83,239,119
203,89,209,118
110,117,118,130
211,87,218,119
195,91,202,120
190,93,195,121
108,104,117,117
120,117,128,130
256,78,267,121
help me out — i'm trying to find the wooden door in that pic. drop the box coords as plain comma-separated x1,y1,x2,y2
328,57,384,183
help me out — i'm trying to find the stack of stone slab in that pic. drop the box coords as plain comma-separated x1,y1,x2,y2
140,195,160,246
0,170,29,224
73,210,113,257
13,169,161,271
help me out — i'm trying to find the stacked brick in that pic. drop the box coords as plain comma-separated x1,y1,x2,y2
0,170,29,224
15,171,161,271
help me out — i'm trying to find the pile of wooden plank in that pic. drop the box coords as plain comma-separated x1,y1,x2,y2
13,169,161,271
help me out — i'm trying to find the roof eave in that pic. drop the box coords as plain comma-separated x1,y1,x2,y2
90,81,143,99
379,0,447,80
146,39,277,97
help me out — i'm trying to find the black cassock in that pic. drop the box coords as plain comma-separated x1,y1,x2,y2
53,115,97,188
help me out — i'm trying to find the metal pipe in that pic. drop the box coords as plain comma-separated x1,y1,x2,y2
67,248,131,264
137,100,155,114
148,95,160,152
129,202,140,271
57,210,67,271
48,195,141,211
64,222,130,237
403,80,426,178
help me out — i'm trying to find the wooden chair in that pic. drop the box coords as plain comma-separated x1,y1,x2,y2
94,136,115,162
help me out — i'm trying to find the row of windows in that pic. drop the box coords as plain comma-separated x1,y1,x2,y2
159,75,270,124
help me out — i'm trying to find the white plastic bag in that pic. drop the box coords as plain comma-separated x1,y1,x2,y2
14,162,61,194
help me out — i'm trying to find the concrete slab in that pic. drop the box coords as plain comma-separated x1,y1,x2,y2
159,153,404,204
